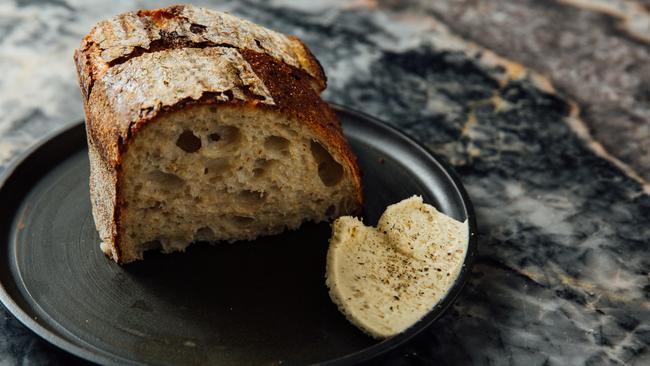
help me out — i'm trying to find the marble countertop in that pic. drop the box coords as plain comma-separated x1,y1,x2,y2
1,0,649,365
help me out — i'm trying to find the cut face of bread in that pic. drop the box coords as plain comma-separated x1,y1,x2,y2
119,104,359,261
326,196,468,339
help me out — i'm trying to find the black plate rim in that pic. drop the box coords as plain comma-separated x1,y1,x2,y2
0,104,477,366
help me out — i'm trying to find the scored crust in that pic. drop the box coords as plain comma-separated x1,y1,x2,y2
74,4,325,102
74,4,362,263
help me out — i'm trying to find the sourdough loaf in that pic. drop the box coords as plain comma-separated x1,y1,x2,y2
74,5,362,263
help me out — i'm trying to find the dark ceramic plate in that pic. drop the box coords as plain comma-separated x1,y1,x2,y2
0,105,476,366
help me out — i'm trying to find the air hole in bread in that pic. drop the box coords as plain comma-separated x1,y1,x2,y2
310,141,343,187
237,189,266,206
253,158,275,178
209,126,240,148
176,130,201,153
147,170,185,188
204,158,230,180
195,227,215,241
232,216,254,225
264,135,290,154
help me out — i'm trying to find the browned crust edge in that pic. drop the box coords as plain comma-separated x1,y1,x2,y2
239,49,363,213
287,35,328,90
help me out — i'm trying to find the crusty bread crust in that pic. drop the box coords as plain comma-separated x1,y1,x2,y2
74,4,362,263
74,4,325,101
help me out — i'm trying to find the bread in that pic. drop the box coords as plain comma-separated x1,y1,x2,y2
325,196,467,339
74,5,362,263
